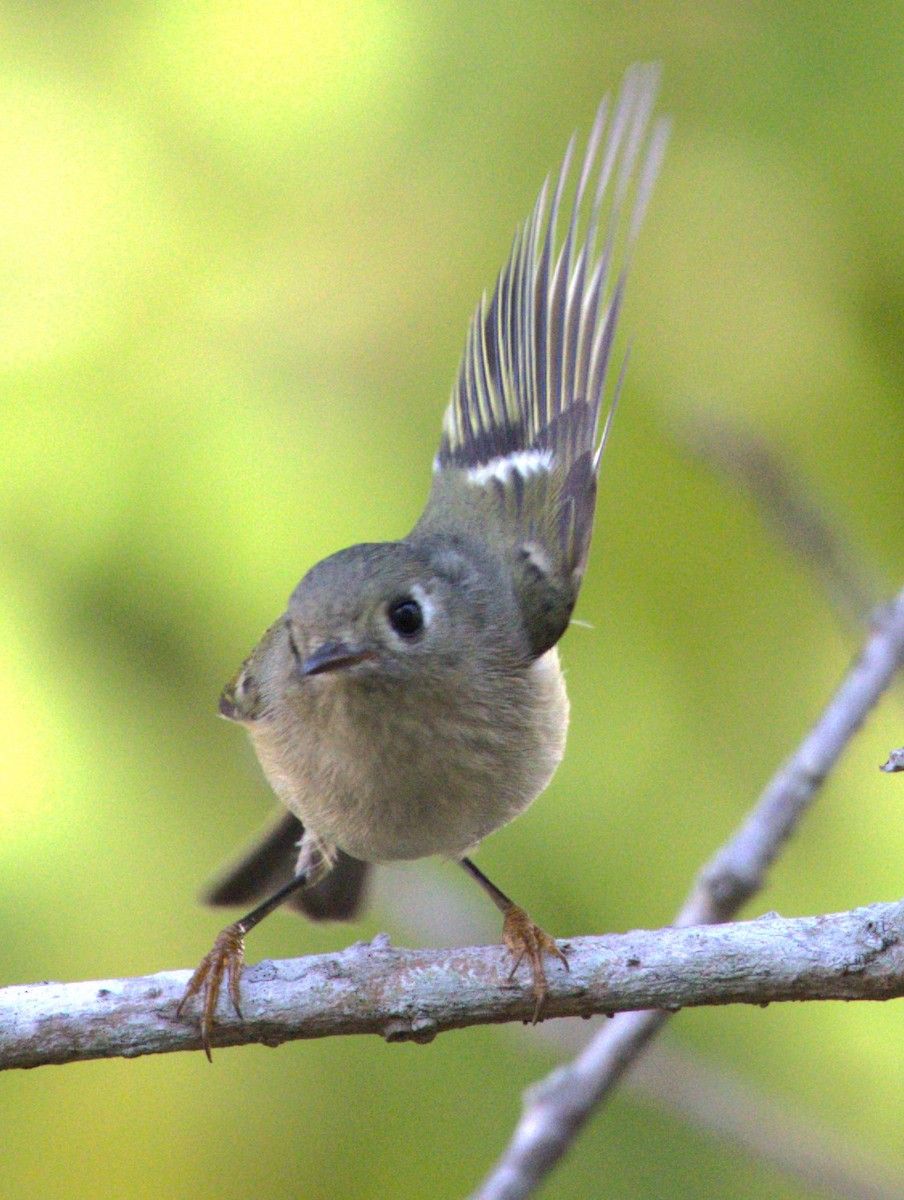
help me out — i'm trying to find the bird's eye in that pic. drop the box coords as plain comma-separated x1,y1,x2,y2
387,596,424,639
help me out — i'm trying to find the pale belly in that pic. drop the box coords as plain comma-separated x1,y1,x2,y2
250,649,569,863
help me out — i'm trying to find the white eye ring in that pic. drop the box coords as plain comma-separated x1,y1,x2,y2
386,583,433,639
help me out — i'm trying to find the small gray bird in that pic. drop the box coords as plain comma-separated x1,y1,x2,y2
179,65,667,1057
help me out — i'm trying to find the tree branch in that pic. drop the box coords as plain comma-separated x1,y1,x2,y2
881,746,904,773
471,583,904,1200
2,900,902,1071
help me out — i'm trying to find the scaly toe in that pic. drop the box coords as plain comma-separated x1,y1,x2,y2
501,905,568,1024
178,923,247,1060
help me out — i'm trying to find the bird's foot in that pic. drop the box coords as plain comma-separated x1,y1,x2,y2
176,922,246,1060
502,904,569,1023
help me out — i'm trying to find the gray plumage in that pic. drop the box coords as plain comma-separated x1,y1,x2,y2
420,62,667,655
209,65,667,919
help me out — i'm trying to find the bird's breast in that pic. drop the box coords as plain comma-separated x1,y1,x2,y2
248,648,569,863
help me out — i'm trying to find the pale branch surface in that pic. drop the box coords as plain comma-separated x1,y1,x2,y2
2,901,903,1071
472,584,904,1200
881,747,904,772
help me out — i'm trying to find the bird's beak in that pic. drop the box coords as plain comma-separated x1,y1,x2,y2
300,640,376,677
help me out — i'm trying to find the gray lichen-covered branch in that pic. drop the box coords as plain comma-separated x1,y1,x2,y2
2,900,903,1071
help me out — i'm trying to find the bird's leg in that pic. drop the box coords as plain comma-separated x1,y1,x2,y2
459,856,568,1022
177,870,308,1059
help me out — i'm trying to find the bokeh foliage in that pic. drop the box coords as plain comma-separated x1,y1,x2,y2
2,4,902,1198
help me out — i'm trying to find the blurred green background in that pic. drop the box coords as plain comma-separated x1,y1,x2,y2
2,3,902,1198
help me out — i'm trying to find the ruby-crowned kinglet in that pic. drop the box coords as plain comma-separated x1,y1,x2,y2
179,65,667,1056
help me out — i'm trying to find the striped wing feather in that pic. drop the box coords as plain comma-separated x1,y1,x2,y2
435,64,667,588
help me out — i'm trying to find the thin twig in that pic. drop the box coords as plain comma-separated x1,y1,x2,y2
470,584,904,1200
2,900,903,1070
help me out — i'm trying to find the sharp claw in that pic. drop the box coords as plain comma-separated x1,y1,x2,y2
553,943,570,971
227,949,245,1019
176,955,210,1019
501,905,567,1023
178,923,247,1058
531,987,547,1025
200,1015,213,1063
506,949,526,981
